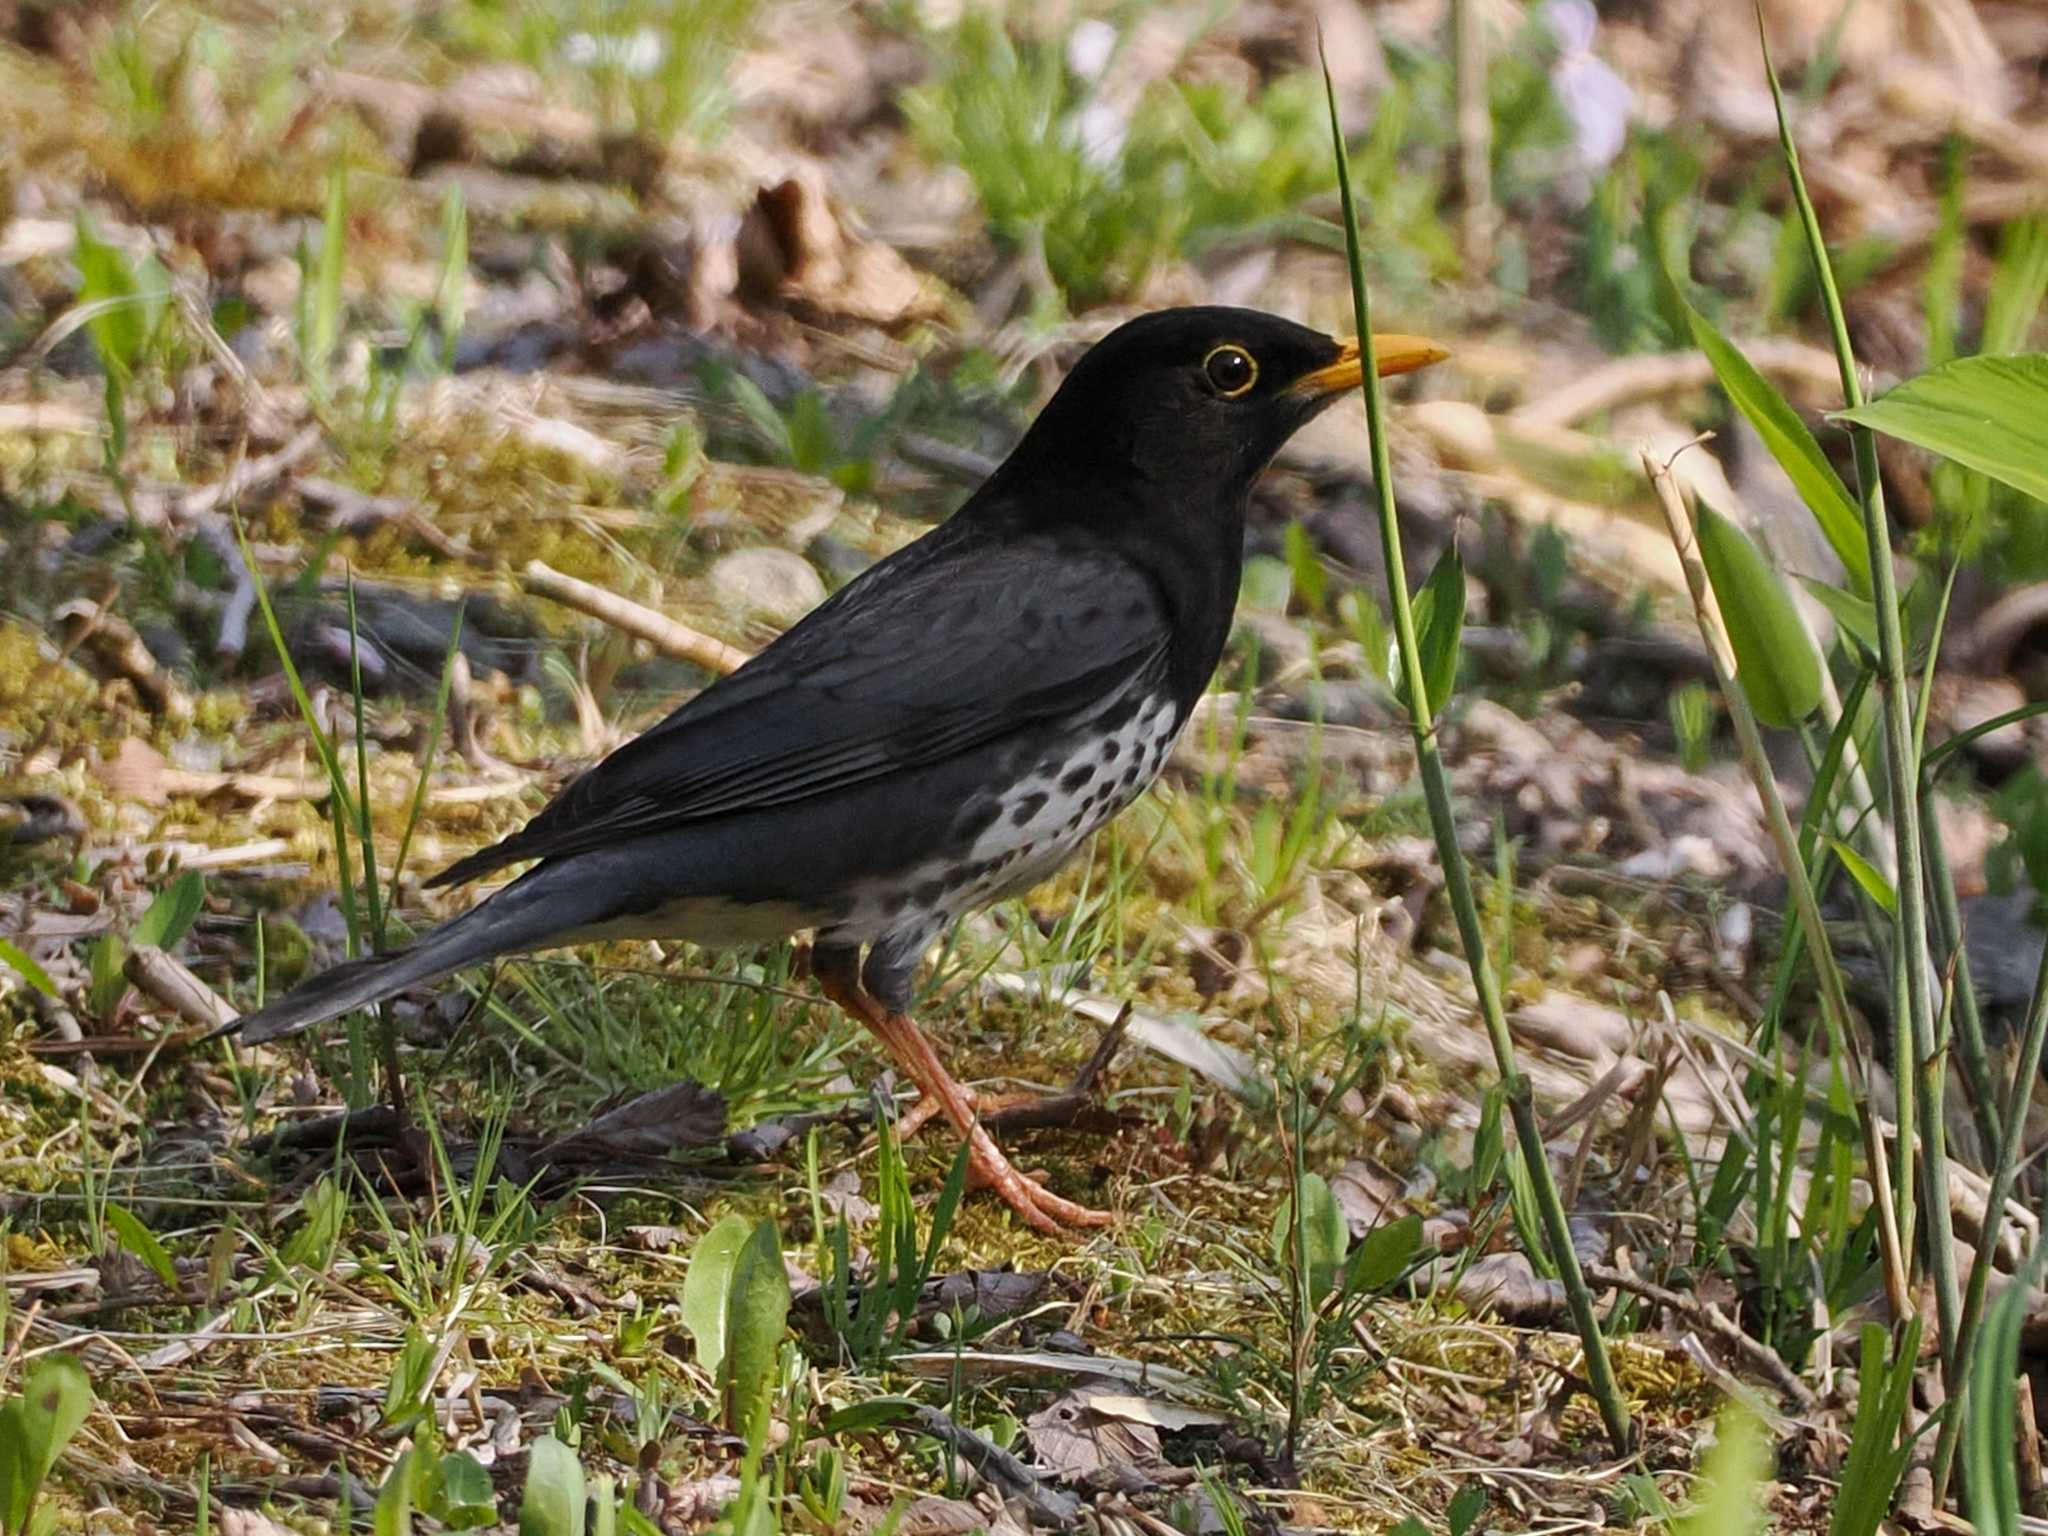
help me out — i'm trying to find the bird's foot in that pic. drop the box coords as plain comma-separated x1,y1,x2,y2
820,973,1112,1234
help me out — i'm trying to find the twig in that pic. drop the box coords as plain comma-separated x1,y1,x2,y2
124,945,238,1034
520,560,752,676
908,1404,1081,1529
979,1003,1131,1133
1583,1264,1816,1413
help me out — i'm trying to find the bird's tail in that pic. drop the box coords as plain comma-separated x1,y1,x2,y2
215,865,607,1045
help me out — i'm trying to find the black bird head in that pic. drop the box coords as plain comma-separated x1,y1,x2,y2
969,305,1447,710
994,305,1447,503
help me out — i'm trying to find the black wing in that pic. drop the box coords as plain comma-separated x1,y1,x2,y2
430,520,1168,886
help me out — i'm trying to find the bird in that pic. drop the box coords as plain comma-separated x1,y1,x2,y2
216,307,1447,1233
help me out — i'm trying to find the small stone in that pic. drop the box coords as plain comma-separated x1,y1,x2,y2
710,547,827,626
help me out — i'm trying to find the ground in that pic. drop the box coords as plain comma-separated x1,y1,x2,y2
3,1,2047,1533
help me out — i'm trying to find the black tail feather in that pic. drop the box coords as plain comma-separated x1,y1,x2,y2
212,863,607,1044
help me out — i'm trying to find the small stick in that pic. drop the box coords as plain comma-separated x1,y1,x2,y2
1584,1262,1816,1413
124,944,238,1034
521,560,751,676
2019,1374,2047,1517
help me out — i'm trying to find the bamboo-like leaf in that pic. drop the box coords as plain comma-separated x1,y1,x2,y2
1798,578,1879,664
1343,1213,1422,1296
1828,839,1897,915
104,1203,179,1289
0,939,57,999
1695,500,1821,728
1686,304,1869,592
1392,548,1465,718
1834,354,2048,505
133,871,204,951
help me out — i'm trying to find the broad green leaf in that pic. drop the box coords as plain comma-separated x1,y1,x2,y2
821,1398,923,1436
87,932,127,1018
133,871,204,951
0,940,57,999
1342,1212,1422,1296
74,217,168,379
679,1212,752,1378
104,1203,178,1289
1695,501,1821,728
281,1175,347,1270
380,1326,437,1429
1827,839,1896,916
1834,354,2048,505
427,1450,498,1531
723,1220,792,1440
0,1354,92,1534
373,1445,417,1536
1674,1396,1769,1536
1448,1481,1487,1536
1395,548,1465,718
519,1435,585,1536
1687,304,1868,592
0,1398,27,1535
1270,1172,1348,1305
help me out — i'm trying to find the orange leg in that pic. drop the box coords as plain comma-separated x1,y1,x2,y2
818,972,1112,1234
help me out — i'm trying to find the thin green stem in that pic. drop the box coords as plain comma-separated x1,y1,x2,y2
1321,52,1632,1455
1761,17,1961,1383
1921,800,2004,1159
1929,910,2048,1500
1644,447,1910,1328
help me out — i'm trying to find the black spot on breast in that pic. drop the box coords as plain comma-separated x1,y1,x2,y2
1011,792,1048,825
915,878,949,907
1061,762,1096,794
1101,738,1121,762
1121,765,1140,788
959,798,1003,838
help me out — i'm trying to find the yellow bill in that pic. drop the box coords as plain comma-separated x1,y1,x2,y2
1290,335,1450,398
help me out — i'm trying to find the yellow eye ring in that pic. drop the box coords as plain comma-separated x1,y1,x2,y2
1203,344,1258,399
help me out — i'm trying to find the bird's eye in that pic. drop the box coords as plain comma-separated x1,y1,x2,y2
1203,344,1258,399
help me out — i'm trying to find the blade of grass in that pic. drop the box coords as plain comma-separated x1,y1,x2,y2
386,604,465,913
1760,9,1960,1411
1319,42,1632,1455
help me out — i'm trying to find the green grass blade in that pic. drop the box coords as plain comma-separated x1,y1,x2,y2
1319,40,1632,1456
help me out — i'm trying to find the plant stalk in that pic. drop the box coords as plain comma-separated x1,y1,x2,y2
1928,912,2048,1501
1921,800,2005,1159
1643,447,1911,1325
1761,18,1961,1379
1323,56,1632,1455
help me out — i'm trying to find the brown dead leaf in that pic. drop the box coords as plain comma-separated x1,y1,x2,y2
738,170,950,327
1025,1382,1164,1479
1330,1158,1407,1237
